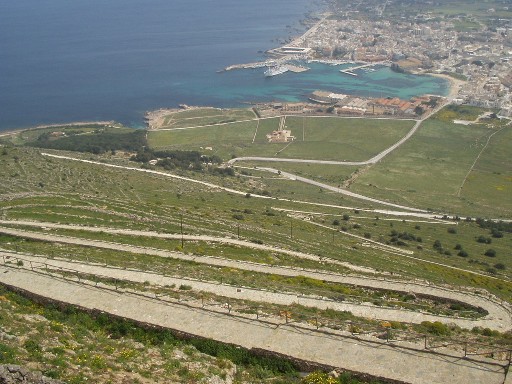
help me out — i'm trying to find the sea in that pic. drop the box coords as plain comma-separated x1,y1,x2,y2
0,0,448,131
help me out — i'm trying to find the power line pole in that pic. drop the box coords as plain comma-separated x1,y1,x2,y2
180,214,184,248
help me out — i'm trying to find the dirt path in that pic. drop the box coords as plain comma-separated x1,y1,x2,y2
457,125,508,197
0,266,506,384
4,250,508,330
1,226,510,331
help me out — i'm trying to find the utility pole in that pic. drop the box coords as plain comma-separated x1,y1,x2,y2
180,214,184,248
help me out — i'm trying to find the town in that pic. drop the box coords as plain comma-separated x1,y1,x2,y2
236,0,512,116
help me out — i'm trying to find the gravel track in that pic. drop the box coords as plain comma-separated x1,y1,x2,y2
1,225,510,331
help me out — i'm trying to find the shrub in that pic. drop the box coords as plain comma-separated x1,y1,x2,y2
302,372,337,384
421,321,451,336
364,233,371,239
477,236,491,244
332,219,340,226
447,227,457,234
494,263,506,270
458,250,468,257
342,214,350,221
484,249,496,257
179,285,192,290
232,214,244,220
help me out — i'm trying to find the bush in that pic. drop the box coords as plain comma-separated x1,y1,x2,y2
494,263,506,270
458,250,468,257
332,219,340,226
477,236,492,244
179,284,192,290
447,227,457,234
484,249,496,257
342,214,350,221
421,321,451,336
302,372,337,384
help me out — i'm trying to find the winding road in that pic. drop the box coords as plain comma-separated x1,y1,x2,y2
1,224,511,331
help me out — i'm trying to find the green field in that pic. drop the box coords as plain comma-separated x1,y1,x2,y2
148,115,415,162
157,108,255,129
350,114,511,218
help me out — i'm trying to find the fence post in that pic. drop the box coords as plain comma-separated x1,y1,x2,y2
30,261,33,270
464,342,467,357
201,294,204,308
506,350,512,376
315,316,319,330
256,307,259,320
424,335,428,349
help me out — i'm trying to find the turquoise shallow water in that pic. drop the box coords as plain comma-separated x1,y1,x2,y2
0,0,448,131
204,63,448,105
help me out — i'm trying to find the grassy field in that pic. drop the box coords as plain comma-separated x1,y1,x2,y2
350,112,511,218
156,108,255,129
148,114,415,162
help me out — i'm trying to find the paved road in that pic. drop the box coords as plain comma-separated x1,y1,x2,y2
1,226,510,331
255,167,428,212
0,266,506,384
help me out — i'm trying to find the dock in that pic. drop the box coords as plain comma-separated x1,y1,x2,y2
340,61,391,76
286,64,310,73
223,60,281,72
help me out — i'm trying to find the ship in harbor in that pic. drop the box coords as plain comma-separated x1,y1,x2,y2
264,65,289,77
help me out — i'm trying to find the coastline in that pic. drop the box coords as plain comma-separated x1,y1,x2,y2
427,73,464,99
0,121,118,138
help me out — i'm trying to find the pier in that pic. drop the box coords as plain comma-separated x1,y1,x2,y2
223,60,283,72
340,61,391,76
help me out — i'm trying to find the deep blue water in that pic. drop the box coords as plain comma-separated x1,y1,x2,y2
0,0,448,131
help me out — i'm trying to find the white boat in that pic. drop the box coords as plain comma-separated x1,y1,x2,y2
264,65,288,77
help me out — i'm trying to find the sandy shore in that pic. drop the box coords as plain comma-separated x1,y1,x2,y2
427,72,465,99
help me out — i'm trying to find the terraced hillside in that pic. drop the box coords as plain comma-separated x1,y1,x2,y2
0,106,511,383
